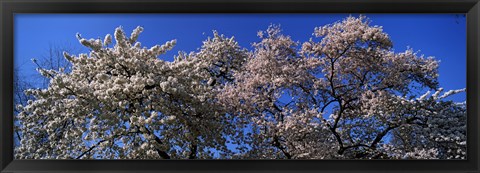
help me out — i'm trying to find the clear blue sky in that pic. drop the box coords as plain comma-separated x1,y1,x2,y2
14,14,466,102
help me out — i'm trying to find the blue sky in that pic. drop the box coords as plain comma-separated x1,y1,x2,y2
14,14,466,102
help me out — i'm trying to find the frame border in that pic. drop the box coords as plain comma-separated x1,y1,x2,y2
1,0,479,173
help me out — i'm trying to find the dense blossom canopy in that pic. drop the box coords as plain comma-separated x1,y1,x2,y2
15,16,466,159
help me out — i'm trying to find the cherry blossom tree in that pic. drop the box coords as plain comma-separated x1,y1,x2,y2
15,26,247,159
15,15,466,160
220,16,466,159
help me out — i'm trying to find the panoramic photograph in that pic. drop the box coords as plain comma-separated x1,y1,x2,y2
13,14,466,160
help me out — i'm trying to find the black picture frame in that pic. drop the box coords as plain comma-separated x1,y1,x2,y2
1,0,479,173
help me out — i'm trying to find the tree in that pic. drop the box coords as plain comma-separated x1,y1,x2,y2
15,15,466,159
13,67,34,145
14,43,79,147
34,42,79,87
